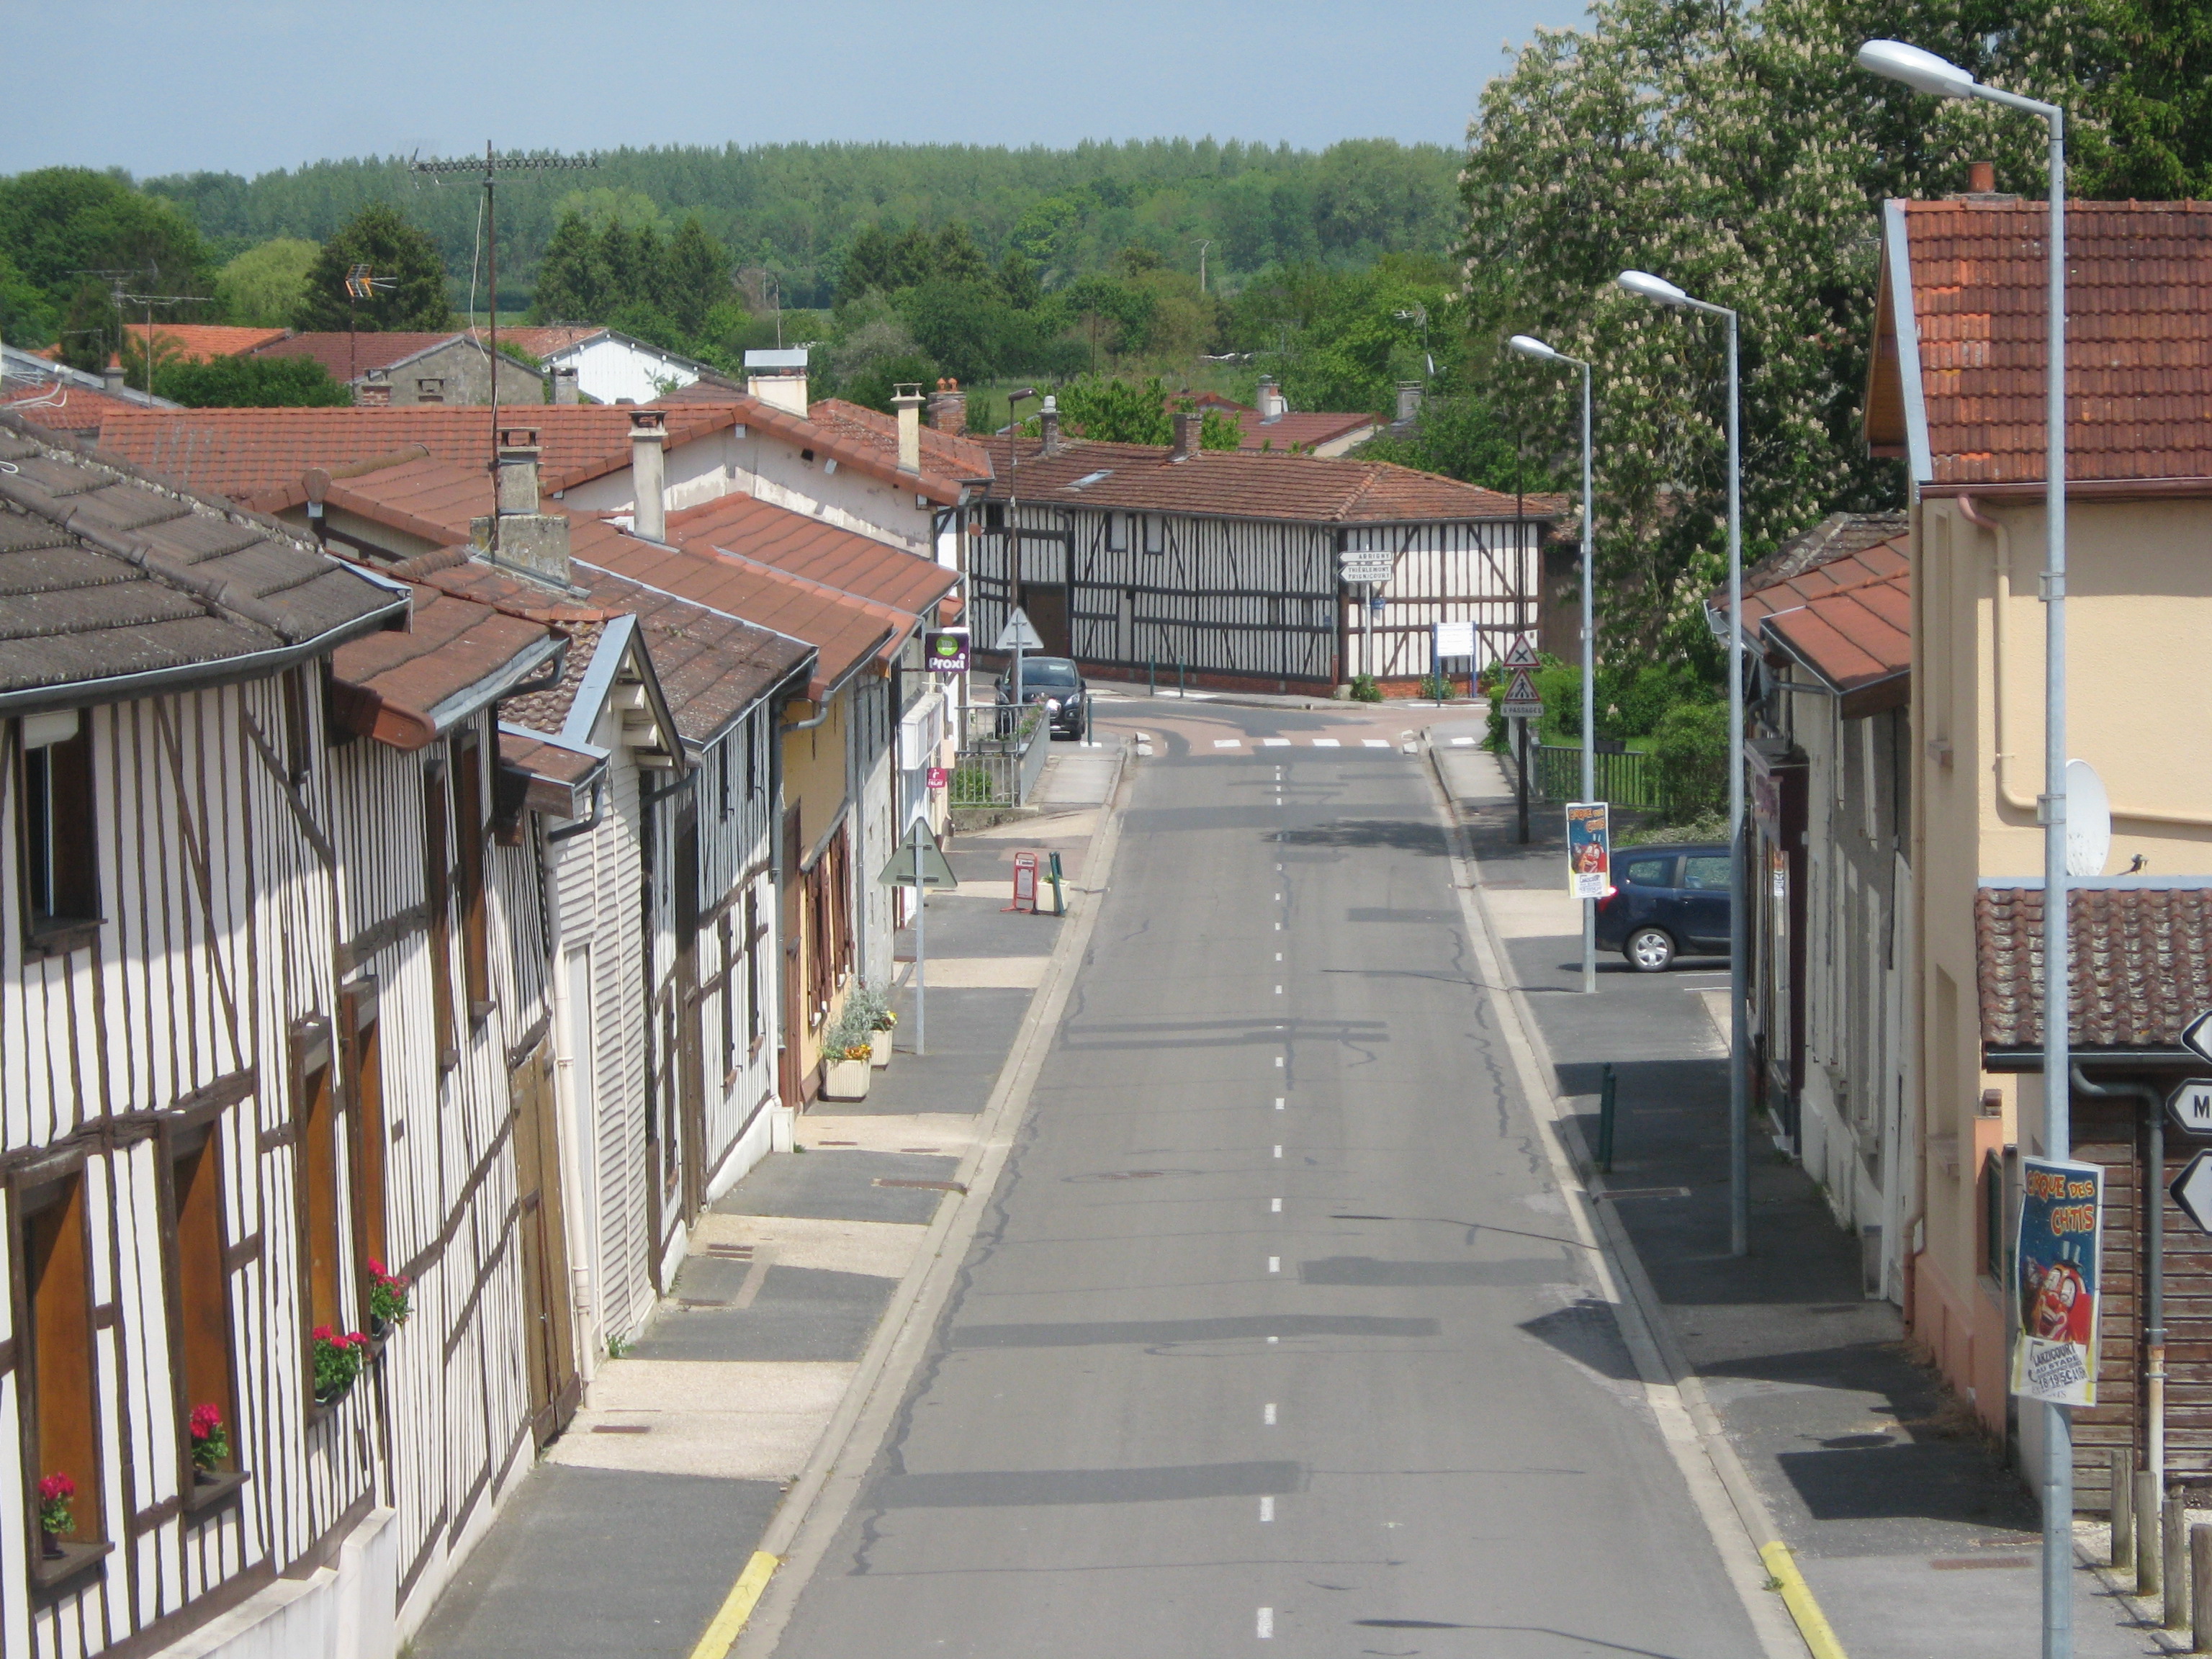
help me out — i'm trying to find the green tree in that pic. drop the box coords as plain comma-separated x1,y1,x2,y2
296,203,452,331
997,249,1041,310
662,216,730,336
215,238,318,326
154,354,351,408
58,282,114,373
932,222,992,285
1047,376,1238,448
838,224,899,300
0,249,55,348
0,167,211,318
2075,0,2212,198
529,210,606,322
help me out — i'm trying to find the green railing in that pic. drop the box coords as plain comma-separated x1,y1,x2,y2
1529,744,1661,809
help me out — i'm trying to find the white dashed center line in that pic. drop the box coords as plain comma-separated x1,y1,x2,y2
1363,739,1389,748
1268,1256,1280,1274
1264,1402,1277,1425
1257,1608,1274,1639
1272,1145,1282,1158
1262,737,1289,747
1274,1097,1285,1110
1259,1496,1275,1522
1214,739,1241,748
1271,1197,1282,1213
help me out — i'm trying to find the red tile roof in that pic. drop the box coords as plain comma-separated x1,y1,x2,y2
95,403,743,505
809,397,994,481
1,382,148,434
251,331,467,380
1977,883,2212,1053
973,436,1557,524
649,393,970,504
1727,513,1912,716
1872,198,2212,489
497,326,608,359
665,493,958,619
327,583,556,751
120,323,290,364
1217,409,1380,452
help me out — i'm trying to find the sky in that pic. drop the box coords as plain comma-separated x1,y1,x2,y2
6,0,1593,179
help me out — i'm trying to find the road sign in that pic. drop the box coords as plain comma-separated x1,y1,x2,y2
1503,634,1541,670
2172,1079,2212,1137
1340,551,1393,584
1499,665,1543,720
1433,619,1477,660
1006,850,1039,914
876,819,958,889
926,765,948,791
994,609,1044,652
2185,1010,2212,1066
2175,1149,2212,1235
925,629,969,675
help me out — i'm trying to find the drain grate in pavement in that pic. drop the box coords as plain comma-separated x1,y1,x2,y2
1593,1187,1693,1202
875,1177,968,1194
590,1424,652,1434
1929,1557,2034,1570
704,1244,755,1259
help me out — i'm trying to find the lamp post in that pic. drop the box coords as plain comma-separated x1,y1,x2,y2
1508,334,1597,995
1856,38,2071,1655
1005,387,1040,721
1614,269,1748,1259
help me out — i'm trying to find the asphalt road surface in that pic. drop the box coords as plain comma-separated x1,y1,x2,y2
773,700,1768,1658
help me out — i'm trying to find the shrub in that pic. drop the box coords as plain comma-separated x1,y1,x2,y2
1651,699,1730,822
1349,674,1382,703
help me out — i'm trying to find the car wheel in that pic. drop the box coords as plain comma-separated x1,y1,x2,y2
1625,927,1676,973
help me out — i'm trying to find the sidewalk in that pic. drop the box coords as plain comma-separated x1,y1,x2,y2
413,745,1120,1658
1431,729,2166,1659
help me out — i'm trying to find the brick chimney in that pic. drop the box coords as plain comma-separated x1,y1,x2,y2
497,427,541,515
1257,377,1285,422
630,410,667,541
358,372,392,408
928,377,968,433
1169,409,1200,462
744,346,809,416
1969,161,1995,194
1040,394,1061,457
552,364,580,404
892,383,924,475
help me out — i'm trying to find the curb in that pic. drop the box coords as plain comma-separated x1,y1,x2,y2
1424,737,1821,1659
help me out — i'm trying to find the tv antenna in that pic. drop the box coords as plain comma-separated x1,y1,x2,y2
410,143,597,552
344,264,398,384
117,290,213,398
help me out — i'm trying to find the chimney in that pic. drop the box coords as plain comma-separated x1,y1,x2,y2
1169,409,1200,462
102,363,127,395
892,382,924,474
1968,160,1995,194
552,364,580,404
358,372,391,408
630,410,667,541
497,427,541,515
927,377,968,433
1395,382,1424,425
743,346,810,416
1257,377,1286,421
1040,394,1061,457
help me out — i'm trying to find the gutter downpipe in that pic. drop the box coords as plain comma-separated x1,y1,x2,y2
2074,1066,2163,1495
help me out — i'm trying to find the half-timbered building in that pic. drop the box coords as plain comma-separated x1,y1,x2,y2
963,417,1560,691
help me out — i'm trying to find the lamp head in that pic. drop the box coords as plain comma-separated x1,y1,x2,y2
1616,270,1690,307
1855,39,1977,99
1508,334,1564,363
1009,386,1038,403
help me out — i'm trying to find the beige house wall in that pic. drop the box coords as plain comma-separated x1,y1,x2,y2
1912,493,2212,1435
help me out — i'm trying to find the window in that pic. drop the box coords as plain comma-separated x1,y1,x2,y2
342,979,387,1274
1619,857,1675,889
746,886,765,1050
982,502,1005,531
17,711,99,940
718,740,734,821
294,1020,344,1335
804,831,853,1025
15,1164,104,1563
423,758,457,1066
1142,514,1164,555
165,1119,238,1488
745,723,760,804
281,667,315,783
1682,855,1731,891
1105,512,1128,552
416,377,446,403
719,913,736,1085
452,734,491,1021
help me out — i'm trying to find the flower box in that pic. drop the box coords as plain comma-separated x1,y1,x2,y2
820,1056,872,1100
870,1029,893,1068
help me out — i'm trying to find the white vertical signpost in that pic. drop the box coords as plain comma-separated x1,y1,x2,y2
876,822,958,1056
1341,546,1393,682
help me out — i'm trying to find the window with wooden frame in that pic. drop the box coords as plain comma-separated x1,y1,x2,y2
745,722,759,804
422,757,457,1068
745,886,766,1052
718,739,734,821
293,1019,346,1337
13,1159,107,1575
451,732,492,1022
15,711,99,943
719,913,736,1087
163,1115,243,1505
1105,511,1128,552
280,666,315,784
341,979,388,1278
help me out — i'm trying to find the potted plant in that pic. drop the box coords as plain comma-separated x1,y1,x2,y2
819,1002,873,1100
310,1325,369,1405
188,1405,230,1481
847,984,896,1067
367,1259,412,1337
36,1473,73,1558
870,1006,896,1068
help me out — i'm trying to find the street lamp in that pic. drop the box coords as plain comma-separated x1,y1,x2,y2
1005,387,1040,719
1507,333,1598,996
1857,37,2072,1657
1614,269,1748,1261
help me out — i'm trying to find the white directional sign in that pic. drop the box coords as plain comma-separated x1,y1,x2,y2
2184,1009,2212,1067
1340,552,1393,585
994,608,1045,652
2170,1079,2212,1136
2172,1148,2212,1236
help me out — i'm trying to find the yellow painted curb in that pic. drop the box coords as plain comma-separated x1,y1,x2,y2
1761,1540,1847,1659
688,1550,781,1659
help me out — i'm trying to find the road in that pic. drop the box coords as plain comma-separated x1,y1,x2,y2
769,697,1772,1658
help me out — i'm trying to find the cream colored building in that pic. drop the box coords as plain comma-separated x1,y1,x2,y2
1868,190,2212,1508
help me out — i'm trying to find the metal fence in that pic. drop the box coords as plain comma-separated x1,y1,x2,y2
951,708,1051,808
1529,744,1661,809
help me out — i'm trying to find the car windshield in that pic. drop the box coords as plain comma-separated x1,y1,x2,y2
1010,660,1078,688
1619,858,1674,888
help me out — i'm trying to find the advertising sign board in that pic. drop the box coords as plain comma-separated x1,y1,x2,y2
925,629,970,675
1565,801,1611,899
2010,1156,2103,1405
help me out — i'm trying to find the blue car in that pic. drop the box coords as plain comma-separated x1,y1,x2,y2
1594,842,1732,971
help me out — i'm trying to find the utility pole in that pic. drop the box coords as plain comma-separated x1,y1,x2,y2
412,144,596,552
1193,239,1211,295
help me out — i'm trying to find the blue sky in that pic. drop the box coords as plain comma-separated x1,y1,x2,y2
9,0,1591,178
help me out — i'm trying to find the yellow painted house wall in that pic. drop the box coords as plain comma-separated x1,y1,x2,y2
783,685,855,1087
1911,493,2212,1434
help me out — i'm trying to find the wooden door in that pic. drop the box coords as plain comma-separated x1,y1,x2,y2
673,809,706,1221
1024,584,1071,658
510,1044,578,1444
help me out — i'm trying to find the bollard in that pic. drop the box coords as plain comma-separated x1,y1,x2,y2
2113,1449,2136,1569
2171,1496,2192,1630
2139,1472,2164,1596
2194,1525,2212,1653
1179,659,1186,698
1148,654,1156,697
1597,1064,1617,1174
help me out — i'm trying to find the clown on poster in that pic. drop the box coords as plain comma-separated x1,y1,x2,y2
2011,1155,2104,1406
1564,802,1611,900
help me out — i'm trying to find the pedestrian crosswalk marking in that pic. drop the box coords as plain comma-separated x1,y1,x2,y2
1213,738,1241,748
1311,738,1339,747
1261,737,1290,747
1450,736,1476,746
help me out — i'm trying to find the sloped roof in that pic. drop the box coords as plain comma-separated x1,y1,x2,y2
2,383,163,435
1200,405,1380,453
808,397,994,481
499,326,611,359
1976,882,2212,1054
1738,511,1907,600
251,331,472,381
1757,572,1911,720
94,403,742,505
326,583,557,751
971,435,1557,524
0,413,405,711
664,493,958,618
120,323,289,363
1869,198,2212,491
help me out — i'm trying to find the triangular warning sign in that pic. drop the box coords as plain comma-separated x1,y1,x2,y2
1503,634,1540,669
877,819,959,889
994,608,1046,652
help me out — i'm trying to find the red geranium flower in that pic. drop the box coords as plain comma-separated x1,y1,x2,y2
37,1473,73,1503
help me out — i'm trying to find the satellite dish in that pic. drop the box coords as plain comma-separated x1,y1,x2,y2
2064,759,2110,878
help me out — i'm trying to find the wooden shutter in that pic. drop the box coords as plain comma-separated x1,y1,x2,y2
15,1162,103,1548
